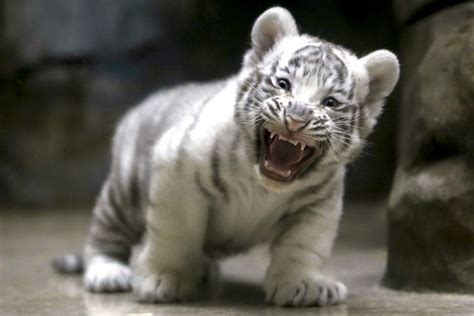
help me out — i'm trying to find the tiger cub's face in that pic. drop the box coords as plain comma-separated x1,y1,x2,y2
235,7,399,190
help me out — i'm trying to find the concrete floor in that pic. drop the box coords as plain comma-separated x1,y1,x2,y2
1,202,473,315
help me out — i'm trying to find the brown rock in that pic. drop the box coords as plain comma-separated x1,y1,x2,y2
384,4,474,293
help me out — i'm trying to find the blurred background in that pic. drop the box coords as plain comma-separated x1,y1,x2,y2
2,1,473,314
0,0,398,208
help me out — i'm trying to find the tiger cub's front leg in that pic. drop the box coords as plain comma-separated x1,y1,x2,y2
133,171,210,303
264,191,347,307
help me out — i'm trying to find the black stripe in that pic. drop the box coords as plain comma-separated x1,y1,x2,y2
292,45,321,58
211,143,229,201
349,106,357,135
261,112,274,121
303,65,311,77
242,73,262,113
195,172,214,202
311,125,326,132
106,184,142,242
97,209,137,244
271,98,281,111
312,118,328,126
263,76,273,86
268,104,279,118
288,169,336,207
109,187,133,228
288,46,322,70
229,131,242,165
254,120,264,163
339,106,356,152
321,71,330,83
195,173,217,244
236,70,256,105
261,87,273,95
347,79,355,100
269,60,279,77
329,52,348,82
129,173,141,211
175,94,215,169
93,209,118,231
107,189,132,234
88,234,130,261
289,58,301,68
236,70,259,110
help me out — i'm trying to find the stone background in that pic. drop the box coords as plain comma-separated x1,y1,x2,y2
384,1,474,293
1,0,399,207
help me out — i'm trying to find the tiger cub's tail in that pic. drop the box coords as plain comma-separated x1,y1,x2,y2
51,253,84,274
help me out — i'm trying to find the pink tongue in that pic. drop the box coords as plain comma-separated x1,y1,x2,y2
268,138,304,168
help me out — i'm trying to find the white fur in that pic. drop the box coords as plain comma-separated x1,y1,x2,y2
84,256,132,292
84,7,399,307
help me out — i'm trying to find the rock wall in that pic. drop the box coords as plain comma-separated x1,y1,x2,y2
1,0,189,205
384,1,474,293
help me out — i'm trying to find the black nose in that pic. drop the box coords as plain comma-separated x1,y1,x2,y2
285,101,313,132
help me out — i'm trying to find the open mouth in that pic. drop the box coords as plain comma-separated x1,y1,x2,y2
259,128,323,182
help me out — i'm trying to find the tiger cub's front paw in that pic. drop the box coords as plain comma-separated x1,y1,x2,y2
263,272,347,307
84,258,132,292
133,271,200,303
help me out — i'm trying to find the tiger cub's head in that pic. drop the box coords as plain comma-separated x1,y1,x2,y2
235,7,399,191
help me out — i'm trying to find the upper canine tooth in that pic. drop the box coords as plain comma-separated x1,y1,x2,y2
301,143,306,151
270,132,275,139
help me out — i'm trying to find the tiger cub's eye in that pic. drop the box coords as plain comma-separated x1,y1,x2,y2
276,78,291,91
322,96,340,107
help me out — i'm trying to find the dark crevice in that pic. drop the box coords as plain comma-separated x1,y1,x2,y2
413,138,462,166
405,0,471,26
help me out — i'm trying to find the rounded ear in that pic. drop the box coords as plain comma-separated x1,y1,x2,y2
358,50,399,138
360,50,400,103
251,7,298,60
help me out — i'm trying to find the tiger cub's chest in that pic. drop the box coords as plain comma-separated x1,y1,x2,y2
204,179,291,257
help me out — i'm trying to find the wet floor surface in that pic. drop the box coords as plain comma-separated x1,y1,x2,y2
1,202,473,315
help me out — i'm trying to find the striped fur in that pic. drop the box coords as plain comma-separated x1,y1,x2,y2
55,7,399,307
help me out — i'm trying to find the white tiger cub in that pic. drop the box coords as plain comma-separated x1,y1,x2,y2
54,7,399,307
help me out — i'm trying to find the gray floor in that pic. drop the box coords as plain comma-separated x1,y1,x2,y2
1,202,473,315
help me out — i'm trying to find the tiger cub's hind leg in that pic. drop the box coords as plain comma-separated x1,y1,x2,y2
83,180,141,293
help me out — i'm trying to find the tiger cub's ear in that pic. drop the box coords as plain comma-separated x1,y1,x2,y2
358,50,400,138
361,50,399,104
250,7,298,61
